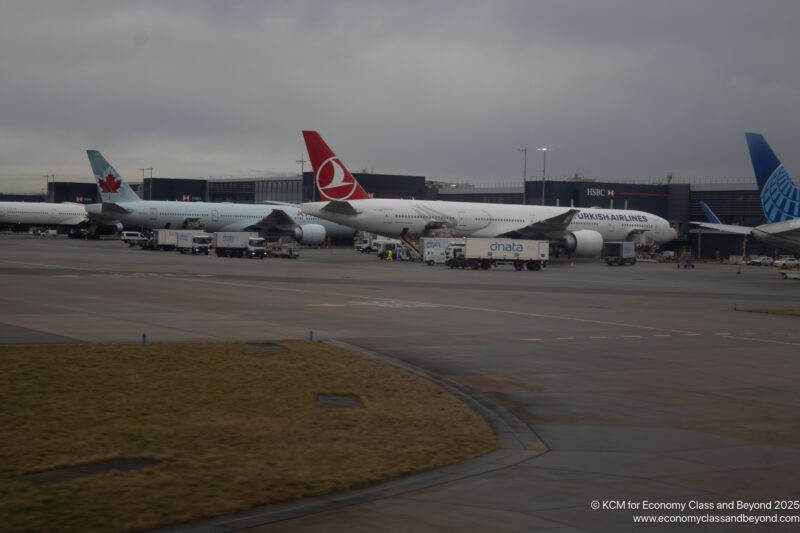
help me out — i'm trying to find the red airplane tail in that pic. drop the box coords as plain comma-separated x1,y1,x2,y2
302,131,371,201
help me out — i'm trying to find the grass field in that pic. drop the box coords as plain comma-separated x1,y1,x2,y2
0,340,498,533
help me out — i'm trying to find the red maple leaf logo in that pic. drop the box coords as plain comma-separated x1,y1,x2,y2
99,173,121,194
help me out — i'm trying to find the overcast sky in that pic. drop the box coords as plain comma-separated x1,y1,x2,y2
1,0,799,193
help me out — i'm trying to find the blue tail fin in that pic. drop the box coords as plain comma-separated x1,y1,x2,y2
698,201,722,224
745,133,800,223
86,150,141,203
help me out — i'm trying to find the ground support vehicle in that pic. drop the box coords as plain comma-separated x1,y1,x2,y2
748,256,774,266
214,232,265,258
267,237,299,258
245,237,267,258
446,238,549,271
375,239,412,261
354,234,378,253
778,261,800,279
420,237,464,265
773,255,797,269
121,231,147,247
177,232,211,255
145,229,199,251
603,241,636,265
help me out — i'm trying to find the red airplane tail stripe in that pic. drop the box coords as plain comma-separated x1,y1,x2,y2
302,131,370,201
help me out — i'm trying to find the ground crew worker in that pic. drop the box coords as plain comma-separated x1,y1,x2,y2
387,248,393,261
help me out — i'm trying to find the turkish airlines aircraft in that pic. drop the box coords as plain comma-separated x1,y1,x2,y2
0,201,88,230
692,133,800,254
84,150,355,243
300,131,677,256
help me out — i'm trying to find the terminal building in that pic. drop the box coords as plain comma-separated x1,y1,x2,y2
1,172,774,258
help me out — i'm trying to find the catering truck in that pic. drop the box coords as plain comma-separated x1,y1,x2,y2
177,232,212,255
446,238,549,271
213,231,266,258
147,229,200,251
419,237,465,265
603,241,636,265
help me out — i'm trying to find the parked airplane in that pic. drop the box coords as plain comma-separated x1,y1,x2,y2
0,201,89,233
692,133,800,254
299,131,677,256
85,150,355,243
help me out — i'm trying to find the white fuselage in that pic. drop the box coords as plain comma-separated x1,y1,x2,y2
0,201,87,227
85,200,354,238
300,199,677,244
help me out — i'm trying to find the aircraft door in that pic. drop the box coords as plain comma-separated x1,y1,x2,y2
383,208,392,225
212,210,219,222
150,208,157,221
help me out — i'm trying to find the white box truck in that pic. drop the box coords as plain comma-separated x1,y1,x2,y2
214,231,266,258
448,238,549,271
603,241,636,265
177,231,211,255
419,237,464,265
148,229,198,251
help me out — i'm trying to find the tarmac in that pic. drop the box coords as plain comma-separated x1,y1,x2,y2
3,234,800,532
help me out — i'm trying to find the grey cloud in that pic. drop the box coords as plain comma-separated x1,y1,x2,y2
1,1,799,193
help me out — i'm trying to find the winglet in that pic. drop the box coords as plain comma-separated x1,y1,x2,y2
302,131,371,201
86,150,141,203
745,133,800,223
699,201,722,224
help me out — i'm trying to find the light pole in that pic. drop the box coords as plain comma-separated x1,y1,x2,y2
537,147,549,204
518,147,527,204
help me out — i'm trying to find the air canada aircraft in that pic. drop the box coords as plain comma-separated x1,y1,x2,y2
84,150,355,243
299,131,677,256
692,133,800,254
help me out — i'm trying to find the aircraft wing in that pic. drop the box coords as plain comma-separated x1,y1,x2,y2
100,202,133,215
755,219,800,241
522,208,580,233
244,208,298,232
317,200,362,216
690,221,753,235
504,208,580,239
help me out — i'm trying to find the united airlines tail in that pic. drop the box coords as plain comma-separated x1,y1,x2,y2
302,131,371,201
745,133,800,223
86,150,141,203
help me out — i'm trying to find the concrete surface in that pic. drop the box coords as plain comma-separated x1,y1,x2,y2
2,234,800,532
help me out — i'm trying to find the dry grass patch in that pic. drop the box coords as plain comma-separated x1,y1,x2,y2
0,340,497,533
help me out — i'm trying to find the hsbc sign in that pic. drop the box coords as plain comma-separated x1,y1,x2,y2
586,187,615,197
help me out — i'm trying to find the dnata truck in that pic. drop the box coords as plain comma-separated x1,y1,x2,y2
419,237,465,265
177,232,212,255
603,241,636,266
214,232,267,258
446,238,549,271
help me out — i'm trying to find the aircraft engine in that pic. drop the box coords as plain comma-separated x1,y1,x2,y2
292,224,326,245
562,229,603,257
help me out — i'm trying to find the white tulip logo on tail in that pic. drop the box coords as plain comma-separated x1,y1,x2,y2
316,156,359,200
